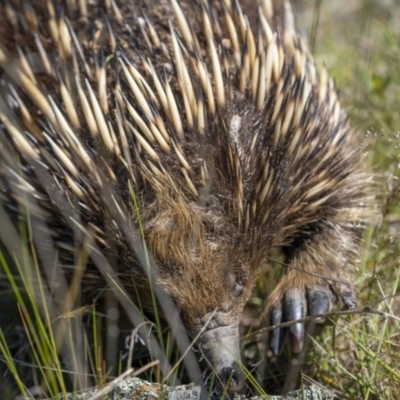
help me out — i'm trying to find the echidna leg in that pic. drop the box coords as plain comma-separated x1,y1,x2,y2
265,225,360,355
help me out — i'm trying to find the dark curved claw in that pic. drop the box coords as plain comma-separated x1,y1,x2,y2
285,288,304,354
270,305,285,356
269,284,343,355
309,290,330,323
342,291,357,310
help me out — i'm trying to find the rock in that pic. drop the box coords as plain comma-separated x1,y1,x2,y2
53,378,201,400
235,385,336,400
53,378,335,400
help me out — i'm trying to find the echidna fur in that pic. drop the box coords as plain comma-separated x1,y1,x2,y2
0,0,372,393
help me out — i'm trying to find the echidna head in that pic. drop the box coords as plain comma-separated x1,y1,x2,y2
143,199,257,392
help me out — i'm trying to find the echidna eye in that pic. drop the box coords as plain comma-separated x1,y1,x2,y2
227,272,245,297
232,282,244,297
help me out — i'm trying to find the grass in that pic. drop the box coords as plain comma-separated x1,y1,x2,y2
0,216,69,398
0,199,177,398
1,0,400,399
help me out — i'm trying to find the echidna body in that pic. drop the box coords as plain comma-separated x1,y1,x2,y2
0,0,370,393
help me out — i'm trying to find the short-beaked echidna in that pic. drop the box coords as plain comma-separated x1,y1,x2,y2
0,0,371,393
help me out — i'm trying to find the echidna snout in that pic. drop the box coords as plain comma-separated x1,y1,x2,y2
198,321,244,393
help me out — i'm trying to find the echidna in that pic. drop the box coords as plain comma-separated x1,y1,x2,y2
0,0,370,394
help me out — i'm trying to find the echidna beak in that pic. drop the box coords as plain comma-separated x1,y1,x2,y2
219,362,245,393
198,322,244,393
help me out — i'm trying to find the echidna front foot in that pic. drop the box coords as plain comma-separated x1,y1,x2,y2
266,271,339,356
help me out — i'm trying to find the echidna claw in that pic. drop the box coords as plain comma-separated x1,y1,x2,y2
289,322,304,354
285,288,304,354
270,306,285,356
342,291,357,310
309,289,330,323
